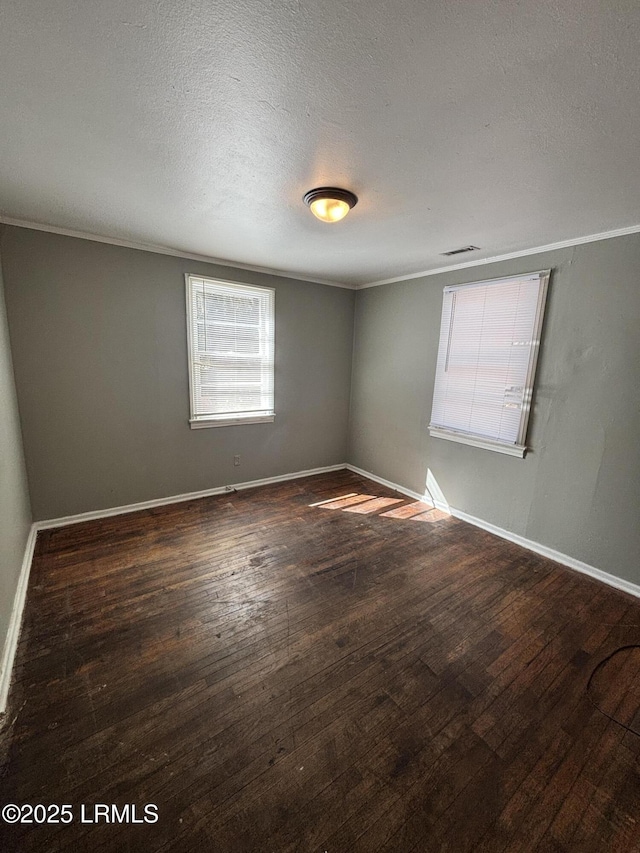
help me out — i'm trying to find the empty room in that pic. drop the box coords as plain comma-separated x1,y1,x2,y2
1,1,640,850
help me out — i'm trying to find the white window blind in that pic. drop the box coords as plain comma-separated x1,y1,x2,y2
186,275,275,428
429,271,549,457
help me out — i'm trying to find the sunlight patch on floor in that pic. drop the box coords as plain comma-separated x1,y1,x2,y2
342,497,403,514
308,493,359,507
316,494,377,510
380,501,432,519
310,492,451,523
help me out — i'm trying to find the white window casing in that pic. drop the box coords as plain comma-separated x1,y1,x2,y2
186,275,275,428
429,270,550,457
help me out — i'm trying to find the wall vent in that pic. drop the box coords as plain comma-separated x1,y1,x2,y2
441,245,480,256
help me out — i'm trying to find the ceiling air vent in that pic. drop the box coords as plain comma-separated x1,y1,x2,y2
441,245,480,256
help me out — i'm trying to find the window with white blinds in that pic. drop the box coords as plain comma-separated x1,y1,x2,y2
429,271,550,457
186,275,275,428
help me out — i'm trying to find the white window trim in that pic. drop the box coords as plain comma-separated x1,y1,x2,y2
428,427,526,457
185,274,276,430
428,269,550,457
189,414,275,429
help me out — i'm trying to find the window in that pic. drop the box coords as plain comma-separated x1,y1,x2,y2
429,270,550,457
186,275,275,428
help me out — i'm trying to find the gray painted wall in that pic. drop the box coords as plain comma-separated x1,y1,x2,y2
0,227,354,520
3,224,639,590
349,233,640,586
0,247,32,670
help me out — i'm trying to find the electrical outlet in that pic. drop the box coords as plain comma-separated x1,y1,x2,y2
234,455,241,467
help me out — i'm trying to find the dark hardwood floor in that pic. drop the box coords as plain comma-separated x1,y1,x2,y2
1,470,640,852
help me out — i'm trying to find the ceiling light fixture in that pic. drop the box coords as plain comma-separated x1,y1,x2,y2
303,187,358,223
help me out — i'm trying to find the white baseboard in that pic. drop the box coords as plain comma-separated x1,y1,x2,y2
346,464,425,502
346,464,640,600
449,507,640,600
1,463,348,711
36,463,349,530
0,524,38,714
5,461,637,716
345,464,452,512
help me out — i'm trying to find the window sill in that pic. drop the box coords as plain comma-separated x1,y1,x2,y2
429,427,526,458
190,414,275,429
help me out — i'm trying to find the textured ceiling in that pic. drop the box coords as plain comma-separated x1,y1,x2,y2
1,0,639,286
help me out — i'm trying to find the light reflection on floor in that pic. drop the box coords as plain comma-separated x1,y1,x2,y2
309,493,450,523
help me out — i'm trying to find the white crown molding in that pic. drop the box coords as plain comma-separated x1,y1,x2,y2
4,215,639,294
0,215,355,291
345,464,640,600
357,223,640,289
0,524,38,714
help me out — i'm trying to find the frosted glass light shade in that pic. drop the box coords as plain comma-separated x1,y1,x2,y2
303,187,358,223
309,197,350,222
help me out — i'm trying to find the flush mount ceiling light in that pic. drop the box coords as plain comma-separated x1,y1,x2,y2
303,187,358,223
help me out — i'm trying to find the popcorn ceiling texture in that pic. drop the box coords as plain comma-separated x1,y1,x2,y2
0,0,639,285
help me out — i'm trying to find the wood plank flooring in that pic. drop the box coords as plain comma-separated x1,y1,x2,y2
1,470,640,852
